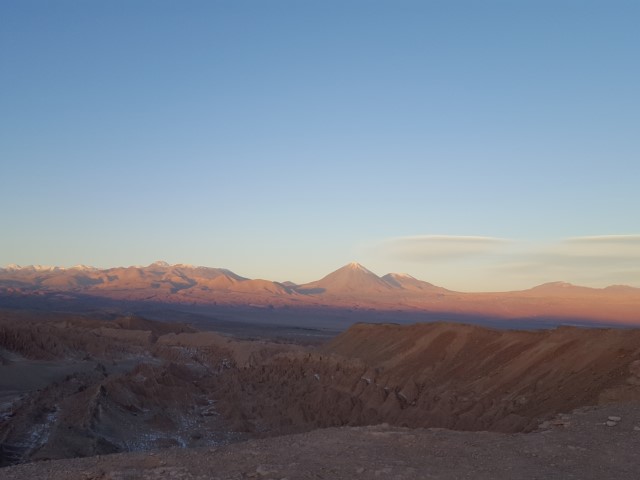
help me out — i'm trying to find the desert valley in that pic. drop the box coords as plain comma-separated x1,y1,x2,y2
3,1,639,478
1,262,640,478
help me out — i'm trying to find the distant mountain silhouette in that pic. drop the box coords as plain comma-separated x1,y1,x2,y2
1,261,639,325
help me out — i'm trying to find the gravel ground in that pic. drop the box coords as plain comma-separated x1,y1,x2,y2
3,402,640,480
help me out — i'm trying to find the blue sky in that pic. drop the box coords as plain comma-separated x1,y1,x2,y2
1,1,639,290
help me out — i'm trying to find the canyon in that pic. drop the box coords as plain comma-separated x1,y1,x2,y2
1,307,640,476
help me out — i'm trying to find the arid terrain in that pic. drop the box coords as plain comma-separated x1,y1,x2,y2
5,0,638,476
4,402,640,479
1,305,640,478
1,262,639,327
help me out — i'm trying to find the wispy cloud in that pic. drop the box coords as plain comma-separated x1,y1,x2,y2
514,235,640,285
547,235,640,258
370,234,640,290
377,235,511,261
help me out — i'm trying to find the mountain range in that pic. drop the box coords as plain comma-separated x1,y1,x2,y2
1,261,639,325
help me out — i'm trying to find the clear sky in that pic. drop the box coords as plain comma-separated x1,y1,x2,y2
1,0,639,291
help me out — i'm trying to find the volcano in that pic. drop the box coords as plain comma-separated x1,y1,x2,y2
298,262,394,295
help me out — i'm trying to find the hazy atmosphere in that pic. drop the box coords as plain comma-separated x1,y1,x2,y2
2,1,639,290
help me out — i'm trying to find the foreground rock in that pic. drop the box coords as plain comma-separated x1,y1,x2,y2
3,313,640,468
3,402,640,479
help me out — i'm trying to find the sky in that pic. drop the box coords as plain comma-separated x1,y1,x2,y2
1,0,639,291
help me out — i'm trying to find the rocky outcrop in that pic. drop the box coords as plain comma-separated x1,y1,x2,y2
3,311,640,469
211,323,640,435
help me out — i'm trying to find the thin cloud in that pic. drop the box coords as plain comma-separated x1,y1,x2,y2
483,235,640,288
378,235,511,261
565,235,640,243
543,235,640,259
371,234,640,289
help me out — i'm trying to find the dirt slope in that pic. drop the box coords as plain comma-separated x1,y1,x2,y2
321,322,640,431
3,402,640,480
207,322,640,436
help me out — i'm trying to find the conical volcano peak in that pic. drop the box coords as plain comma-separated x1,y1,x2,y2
335,262,380,278
299,262,392,294
346,261,369,271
